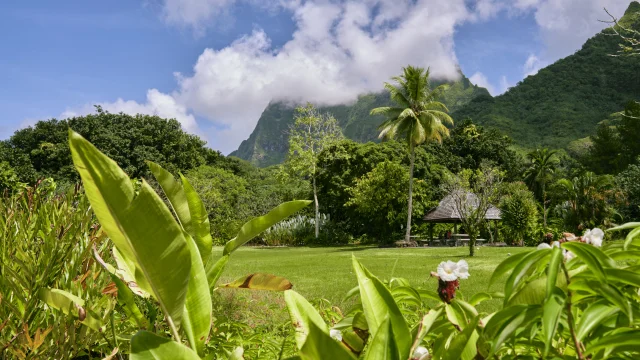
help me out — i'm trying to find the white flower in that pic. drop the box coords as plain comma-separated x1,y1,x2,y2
437,261,459,281
454,260,470,279
564,249,575,262
584,228,604,247
537,243,552,250
330,329,342,342
551,241,560,248
413,346,429,360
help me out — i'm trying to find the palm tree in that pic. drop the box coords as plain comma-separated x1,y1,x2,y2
370,66,453,242
524,148,558,231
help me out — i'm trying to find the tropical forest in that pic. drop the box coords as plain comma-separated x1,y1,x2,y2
1,1,640,359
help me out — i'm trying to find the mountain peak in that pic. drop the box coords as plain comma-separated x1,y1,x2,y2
619,1,640,28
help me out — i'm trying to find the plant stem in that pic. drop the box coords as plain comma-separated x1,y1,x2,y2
561,263,584,360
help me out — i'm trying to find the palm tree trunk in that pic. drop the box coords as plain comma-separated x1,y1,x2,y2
405,146,415,242
313,176,319,239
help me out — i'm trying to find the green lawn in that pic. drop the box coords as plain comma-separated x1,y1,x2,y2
216,246,530,317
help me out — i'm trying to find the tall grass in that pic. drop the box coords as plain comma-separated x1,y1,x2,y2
0,181,117,359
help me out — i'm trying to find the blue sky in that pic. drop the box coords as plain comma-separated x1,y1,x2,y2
0,0,632,153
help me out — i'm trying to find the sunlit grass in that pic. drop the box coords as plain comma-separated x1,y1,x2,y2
216,245,531,323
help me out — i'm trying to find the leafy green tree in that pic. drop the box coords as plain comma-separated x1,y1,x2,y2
587,121,624,174
616,159,640,220
499,182,540,246
371,66,453,242
552,171,620,231
443,164,502,256
427,118,525,181
0,161,25,193
2,109,216,183
619,100,640,166
346,161,432,243
524,148,558,231
283,104,344,239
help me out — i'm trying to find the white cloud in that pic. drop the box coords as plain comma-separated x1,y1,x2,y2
523,53,546,77
169,0,469,153
62,0,632,154
469,72,496,95
60,89,202,136
499,75,513,93
530,0,629,60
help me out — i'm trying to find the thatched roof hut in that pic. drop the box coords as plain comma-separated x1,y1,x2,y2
423,192,501,223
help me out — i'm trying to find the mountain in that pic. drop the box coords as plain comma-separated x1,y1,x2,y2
452,1,640,149
232,2,640,167
230,74,491,167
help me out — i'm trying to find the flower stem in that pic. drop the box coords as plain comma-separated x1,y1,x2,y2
561,263,584,360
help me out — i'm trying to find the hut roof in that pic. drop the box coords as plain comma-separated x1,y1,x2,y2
423,192,501,223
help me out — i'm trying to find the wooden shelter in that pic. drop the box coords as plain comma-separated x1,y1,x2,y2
422,192,501,246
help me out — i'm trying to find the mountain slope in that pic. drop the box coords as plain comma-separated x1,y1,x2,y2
231,75,490,166
452,2,640,149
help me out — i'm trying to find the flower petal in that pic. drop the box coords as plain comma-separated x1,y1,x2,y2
537,243,552,250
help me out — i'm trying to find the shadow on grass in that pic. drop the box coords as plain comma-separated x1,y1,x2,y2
330,246,377,252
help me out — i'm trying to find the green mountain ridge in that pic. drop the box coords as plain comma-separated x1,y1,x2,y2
232,1,640,167
230,75,491,167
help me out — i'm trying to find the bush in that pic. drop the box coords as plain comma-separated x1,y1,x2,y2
499,182,540,246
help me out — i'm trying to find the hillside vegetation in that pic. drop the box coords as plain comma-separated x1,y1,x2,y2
233,2,640,166
231,75,490,166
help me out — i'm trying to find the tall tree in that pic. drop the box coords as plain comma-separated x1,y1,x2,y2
284,104,343,238
443,164,502,256
524,148,558,231
371,66,453,242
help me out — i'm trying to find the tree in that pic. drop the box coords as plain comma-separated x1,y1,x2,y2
499,182,539,246
524,148,558,231
552,171,620,232
371,66,453,242
2,109,216,184
616,159,640,220
443,165,502,256
284,104,343,238
346,161,432,243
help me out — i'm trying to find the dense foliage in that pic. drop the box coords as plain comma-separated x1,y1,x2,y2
232,76,489,167
452,6,640,149
0,108,222,184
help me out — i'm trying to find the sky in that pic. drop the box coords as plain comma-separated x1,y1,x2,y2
0,0,633,154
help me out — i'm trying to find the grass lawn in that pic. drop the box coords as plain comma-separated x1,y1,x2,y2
216,245,531,319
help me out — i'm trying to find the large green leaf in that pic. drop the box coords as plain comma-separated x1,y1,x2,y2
504,249,550,304
299,321,356,360
484,304,541,357
443,316,479,360
546,247,563,301
38,288,103,331
223,200,312,256
130,330,201,360
541,287,566,357
93,246,149,328
363,317,399,360
489,251,532,287
284,290,329,349
181,175,213,263
608,222,640,249
561,242,613,282
206,254,229,290
576,300,619,341
182,233,212,357
148,161,212,264
221,273,293,291
411,308,442,354
584,329,640,356
69,129,191,337
147,161,192,233
109,272,149,329
352,256,411,360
